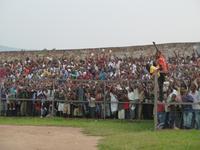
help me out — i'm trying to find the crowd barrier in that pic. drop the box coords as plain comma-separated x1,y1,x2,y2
0,98,154,120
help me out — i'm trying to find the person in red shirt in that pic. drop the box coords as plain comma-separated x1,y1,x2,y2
156,50,169,101
157,100,166,129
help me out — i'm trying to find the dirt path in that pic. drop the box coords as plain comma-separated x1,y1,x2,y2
0,125,101,150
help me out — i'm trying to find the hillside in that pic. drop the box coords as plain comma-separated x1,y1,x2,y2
0,42,199,61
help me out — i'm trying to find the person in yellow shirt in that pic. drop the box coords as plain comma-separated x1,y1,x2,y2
41,69,51,77
150,65,160,77
146,62,160,77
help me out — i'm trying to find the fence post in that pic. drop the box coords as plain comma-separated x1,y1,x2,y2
154,73,158,131
103,81,106,119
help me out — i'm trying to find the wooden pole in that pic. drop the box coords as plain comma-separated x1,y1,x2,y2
154,73,158,131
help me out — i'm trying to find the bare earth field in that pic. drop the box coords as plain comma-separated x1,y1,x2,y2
0,125,100,150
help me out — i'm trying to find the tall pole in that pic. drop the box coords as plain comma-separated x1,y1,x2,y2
154,73,158,131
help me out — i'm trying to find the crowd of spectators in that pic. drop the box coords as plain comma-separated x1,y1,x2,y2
0,48,199,129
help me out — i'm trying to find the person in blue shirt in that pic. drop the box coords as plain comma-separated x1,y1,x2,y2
99,69,106,80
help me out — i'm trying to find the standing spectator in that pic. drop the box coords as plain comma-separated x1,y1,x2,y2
138,86,144,120
31,88,37,116
76,84,86,117
167,93,180,129
95,88,103,118
18,87,28,116
37,89,48,118
123,90,130,119
104,88,111,118
181,88,194,129
189,84,200,129
110,89,118,119
86,92,96,118
157,100,166,129
127,87,136,119
118,90,125,119
1,89,7,116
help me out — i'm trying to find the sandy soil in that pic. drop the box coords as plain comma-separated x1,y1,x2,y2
0,125,101,150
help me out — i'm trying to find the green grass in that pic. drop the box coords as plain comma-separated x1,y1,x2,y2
0,117,199,150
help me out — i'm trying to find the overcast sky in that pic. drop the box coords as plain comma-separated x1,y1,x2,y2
0,0,199,50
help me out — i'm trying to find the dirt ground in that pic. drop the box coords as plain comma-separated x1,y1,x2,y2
0,125,101,150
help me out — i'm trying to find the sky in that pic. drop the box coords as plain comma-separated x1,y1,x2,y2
0,0,200,50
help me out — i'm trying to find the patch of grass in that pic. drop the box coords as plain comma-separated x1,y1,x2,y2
0,117,199,150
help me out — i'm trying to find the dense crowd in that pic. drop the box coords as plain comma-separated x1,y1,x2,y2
0,49,199,129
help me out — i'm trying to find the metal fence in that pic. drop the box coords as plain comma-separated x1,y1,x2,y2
0,79,154,120
0,78,199,130
0,98,154,119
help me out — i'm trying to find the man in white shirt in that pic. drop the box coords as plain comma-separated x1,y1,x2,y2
127,87,137,119
110,90,118,119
